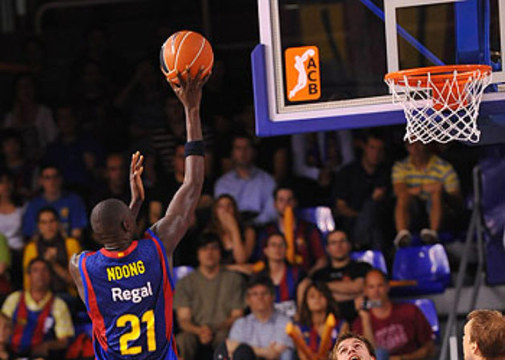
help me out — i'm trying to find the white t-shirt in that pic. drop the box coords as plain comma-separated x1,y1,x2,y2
0,206,26,250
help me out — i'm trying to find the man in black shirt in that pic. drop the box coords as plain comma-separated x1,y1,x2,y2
333,131,392,250
311,230,371,322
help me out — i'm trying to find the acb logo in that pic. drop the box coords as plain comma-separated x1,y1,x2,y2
285,46,321,102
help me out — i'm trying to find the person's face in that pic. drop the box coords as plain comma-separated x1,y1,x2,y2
2,138,21,158
164,97,184,122
197,242,221,268
335,338,374,360
16,76,35,103
306,286,328,313
463,320,478,360
274,189,296,216
232,138,254,167
364,272,389,303
263,234,286,262
83,62,101,84
106,155,126,185
173,145,185,175
363,138,384,167
40,168,62,194
37,211,59,240
406,141,428,159
247,284,274,314
326,231,351,261
215,197,234,216
29,261,51,292
56,108,76,136
0,175,13,196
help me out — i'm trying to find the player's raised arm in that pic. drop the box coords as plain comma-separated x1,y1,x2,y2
150,68,208,254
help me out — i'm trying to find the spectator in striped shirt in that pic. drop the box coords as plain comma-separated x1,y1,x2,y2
1,258,74,359
392,141,462,247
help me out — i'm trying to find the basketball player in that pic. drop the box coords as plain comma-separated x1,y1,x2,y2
463,309,505,360
69,68,208,360
331,333,376,360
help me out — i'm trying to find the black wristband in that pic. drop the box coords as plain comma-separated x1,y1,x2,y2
184,140,205,157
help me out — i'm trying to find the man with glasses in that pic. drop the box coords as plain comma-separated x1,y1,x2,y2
224,275,294,360
22,164,87,240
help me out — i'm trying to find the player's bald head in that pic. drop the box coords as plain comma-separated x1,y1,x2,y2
91,199,132,237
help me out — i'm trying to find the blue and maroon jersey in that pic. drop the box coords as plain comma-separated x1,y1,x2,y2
78,229,177,360
10,293,54,355
299,318,346,353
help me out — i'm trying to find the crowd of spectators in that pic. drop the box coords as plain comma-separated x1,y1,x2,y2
0,20,486,360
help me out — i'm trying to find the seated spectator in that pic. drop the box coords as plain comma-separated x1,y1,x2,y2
296,282,349,360
463,310,505,360
174,233,245,360
114,59,165,132
0,313,12,360
3,74,58,161
229,232,310,318
43,104,103,193
0,171,25,289
392,141,462,246
311,230,371,322
89,153,129,208
262,184,326,274
292,131,355,202
206,194,255,264
214,134,277,225
0,234,10,296
330,333,376,360
333,131,392,251
224,275,294,360
23,207,81,296
1,258,74,359
353,269,434,360
0,129,36,200
23,164,88,240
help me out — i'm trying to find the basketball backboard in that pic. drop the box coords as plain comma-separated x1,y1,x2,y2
252,0,505,143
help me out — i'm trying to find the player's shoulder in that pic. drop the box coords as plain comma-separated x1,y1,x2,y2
69,250,93,268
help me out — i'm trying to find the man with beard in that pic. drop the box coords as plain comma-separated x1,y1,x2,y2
311,230,371,322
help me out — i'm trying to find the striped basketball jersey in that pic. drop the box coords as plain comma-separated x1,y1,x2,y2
10,292,54,355
299,318,346,353
79,229,177,360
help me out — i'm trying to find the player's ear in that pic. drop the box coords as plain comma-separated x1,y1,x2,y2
121,219,131,233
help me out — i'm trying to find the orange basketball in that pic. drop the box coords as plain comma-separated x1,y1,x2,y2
160,30,214,83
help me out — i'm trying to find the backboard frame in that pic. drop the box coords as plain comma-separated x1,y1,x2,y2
254,0,505,137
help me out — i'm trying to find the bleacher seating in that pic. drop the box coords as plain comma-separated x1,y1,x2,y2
350,250,388,274
400,298,440,339
297,206,335,239
391,244,451,296
172,266,195,286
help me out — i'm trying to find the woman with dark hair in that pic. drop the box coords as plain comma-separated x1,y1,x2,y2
206,194,255,264
3,74,57,161
0,170,26,289
296,282,349,360
22,207,81,296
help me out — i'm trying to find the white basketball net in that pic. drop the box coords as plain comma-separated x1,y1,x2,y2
385,68,492,144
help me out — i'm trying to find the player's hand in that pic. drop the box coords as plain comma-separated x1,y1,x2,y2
130,151,145,203
168,66,210,110
43,247,57,263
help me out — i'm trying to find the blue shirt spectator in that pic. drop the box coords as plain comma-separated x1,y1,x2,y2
22,165,87,240
226,275,294,360
214,134,276,225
